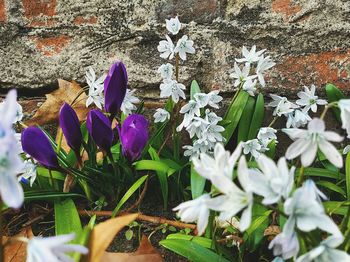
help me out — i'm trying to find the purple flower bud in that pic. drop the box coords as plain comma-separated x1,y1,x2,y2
59,103,83,154
21,127,59,169
104,61,128,117
86,109,114,152
119,114,149,162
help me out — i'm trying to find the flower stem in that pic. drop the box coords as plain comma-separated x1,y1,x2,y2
320,102,337,120
70,86,90,106
296,165,305,187
56,128,63,154
175,54,180,82
268,116,278,127
106,151,119,178
0,199,3,262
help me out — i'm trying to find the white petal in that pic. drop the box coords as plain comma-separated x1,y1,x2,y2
318,139,343,168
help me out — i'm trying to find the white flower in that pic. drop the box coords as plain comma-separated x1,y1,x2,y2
242,78,257,96
174,35,195,61
257,127,277,146
286,109,311,128
153,108,170,123
194,91,223,109
85,67,105,110
235,45,265,64
177,100,201,131
193,143,242,192
250,155,294,204
201,123,225,143
269,232,300,260
0,90,24,209
158,35,175,60
242,139,262,159
283,118,343,167
26,233,88,262
343,145,350,154
296,85,327,113
173,194,211,235
268,94,299,117
296,235,349,262
121,89,140,116
165,16,181,35
204,109,222,125
157,63,174,79
256,55,275,87
186,117,209,138
0,100,23,123
230,62,255,87
283,180,342,237
18,160,37,187
207,156,254,231
183,139,214,159
338,99,350,138
302,179,327,202
160,79,186,103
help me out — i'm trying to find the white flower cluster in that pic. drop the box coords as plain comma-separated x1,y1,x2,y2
230,46,276,96
156,16,195,104
173,143,350,261
177,91,224,158
85,66,140,116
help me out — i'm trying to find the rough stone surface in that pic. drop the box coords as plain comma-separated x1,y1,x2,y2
0,0,349,98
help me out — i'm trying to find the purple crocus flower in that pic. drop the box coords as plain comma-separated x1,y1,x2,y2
104,61,128,118
59,103,83,155
21,127,60,169
86,109,114,152
119,114,149,162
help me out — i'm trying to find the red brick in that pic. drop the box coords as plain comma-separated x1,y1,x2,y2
272,0,301,19
31,35,71,56
73,15,97,25
22,0,56,18
0,0,6,22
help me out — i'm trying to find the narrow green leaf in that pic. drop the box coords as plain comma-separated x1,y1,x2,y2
222,91,249,144
190,80,201,100
24,191,85,201
265,140,276,159
191,164,206,199
325,83,345,122
166,233,212,249
346,153,350,200
133,160,176,176
73,215,96,262
247,93,265,140
37,167,65,180
160,239,229,262
237,96,255,143
112,175,148,217
324,201,350,216
301,167,342,180
316,181,346,198
54,198,82,236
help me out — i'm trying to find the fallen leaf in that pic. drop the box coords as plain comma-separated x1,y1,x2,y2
264,225,281,237
3,227,33,262
25,79,89,126
87,213,138,262
101,235,163,262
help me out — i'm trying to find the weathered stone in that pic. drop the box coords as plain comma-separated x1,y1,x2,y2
0,0,349,97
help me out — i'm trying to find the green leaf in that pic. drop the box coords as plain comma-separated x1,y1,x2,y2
222,90,249,144
160,239,229,262
166,233,212,249
73,215,96,262
37,167,65,180
324,201,350,216
237,96,255,143
112,175,148,217
316,181,346,198
265,140,276,159
54,198,82,236
24,191,85,201
325,83,345,122
247,93,265,140
190,80,201,100
148,147,168,209
191,164,206,199
133,160,176,176
301,167,342,180
346,153,350,200
125,229,134,240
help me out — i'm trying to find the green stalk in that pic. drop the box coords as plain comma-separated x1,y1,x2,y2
296,165,305,187
0,199,3,262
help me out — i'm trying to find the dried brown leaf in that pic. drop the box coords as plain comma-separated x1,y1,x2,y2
264,225,281,236
3,227,34,262
101,235,163,262
25,79,89,126
87,213,138,262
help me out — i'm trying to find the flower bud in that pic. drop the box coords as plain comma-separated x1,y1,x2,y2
86,109,113,152
119,114,149,162
21,127,59,169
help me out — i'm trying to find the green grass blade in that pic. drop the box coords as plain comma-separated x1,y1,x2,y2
237,96,255,142
247,93,265,140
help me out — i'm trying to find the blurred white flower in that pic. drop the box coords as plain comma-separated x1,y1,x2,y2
242,78,257,96
27,233,88,262
173,194,211,235
343,145,350,155
296,235,349,262
283,181,342,237
177,100,201,131
250,155,294,204
302,179,327,202
121,89,140,116
207,156,254,231
268,94,298,117
286,109,311,128
235,45,265,64
166,16,181,35
256,55,275,87
269,232,300,260
338,99,350,138
157,63,174,79
242,139,262,159
153,108,170,123
160,79,186,103
200,123,225,143
85,67,105,110
283,118,343,167
186,117,209,139
296,85,327,113
0,100,23,123
18,160,37,187
158,35,175,60
257,127,277,146
230,62,255,88
174,35,195,61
